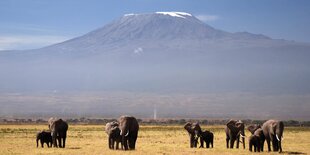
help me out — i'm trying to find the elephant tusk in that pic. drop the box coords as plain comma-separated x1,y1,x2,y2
276,134,281,141
239,134,246,138
120,130,129,136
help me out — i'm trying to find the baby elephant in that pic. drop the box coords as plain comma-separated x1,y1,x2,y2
198,130,214,148
36,130,52,148
247,124,265,152
105,121,122,150
249,134,260,152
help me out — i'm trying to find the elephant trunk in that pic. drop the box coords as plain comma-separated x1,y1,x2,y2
238,131,246,149
51,131,57,147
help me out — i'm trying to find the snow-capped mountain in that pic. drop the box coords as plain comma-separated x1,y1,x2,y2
28,11,277,55
1,12,310,118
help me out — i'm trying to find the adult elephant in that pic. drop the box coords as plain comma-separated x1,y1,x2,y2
118,116,139,150
225,119,246,149
48,118,68,148
262,120,284,152
184,122,201,148
105,121,122,150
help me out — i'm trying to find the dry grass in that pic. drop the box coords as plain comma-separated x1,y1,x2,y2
0,125,309,154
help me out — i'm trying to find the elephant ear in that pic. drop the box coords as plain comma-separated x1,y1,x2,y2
184,122,195,134
192,123,201,131
247,125,256,134
271,122,278,134
236,121,245,129
226,120,238,132
184,122,192,129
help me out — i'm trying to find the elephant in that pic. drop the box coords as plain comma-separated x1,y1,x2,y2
105,121,122,150
249,134,260,152
48,118,68,148
247,124,265,151
36,130,52,148
118,115,139,150
262,120,284,152
225,119,246,149
184,122,201,148
197,130,214,148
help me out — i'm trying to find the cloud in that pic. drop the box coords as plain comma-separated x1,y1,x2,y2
0,35,71,50
133,47,143,54
196,14,219,22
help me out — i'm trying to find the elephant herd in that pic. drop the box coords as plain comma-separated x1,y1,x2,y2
35,116,139,151
36,118,68,148
105,115,139,150
184,119,284,153
36,117,284,153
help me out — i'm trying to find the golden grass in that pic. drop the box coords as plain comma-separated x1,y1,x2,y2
0,125,309,154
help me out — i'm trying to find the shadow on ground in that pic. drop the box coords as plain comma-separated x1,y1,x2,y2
282,151,306,154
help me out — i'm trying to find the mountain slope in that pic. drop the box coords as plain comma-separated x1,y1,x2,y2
0,12,310,119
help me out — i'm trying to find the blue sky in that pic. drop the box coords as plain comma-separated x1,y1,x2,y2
1,0,310,50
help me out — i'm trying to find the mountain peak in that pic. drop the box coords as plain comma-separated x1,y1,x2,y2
155,12,192,18
123,12,193,19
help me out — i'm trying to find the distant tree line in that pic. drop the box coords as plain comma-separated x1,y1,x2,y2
0,118,309,127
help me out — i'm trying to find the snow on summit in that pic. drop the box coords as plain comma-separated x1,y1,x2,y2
156,12,192,18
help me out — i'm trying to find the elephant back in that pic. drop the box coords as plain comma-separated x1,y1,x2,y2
254,128,264,137
49,118,68,132
262,120,278,134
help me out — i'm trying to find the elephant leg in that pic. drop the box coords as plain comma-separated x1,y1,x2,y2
226,137,229,148
236,137,239,149
260,139,264,152
108,137,111,149
206,140,210,148
230,138,235,149
41,141,44,148
271,136,277,152
112,139,115,149
63,137,66,148
132,136,137,149
257,142,261,152
249,141,252,152
116,141,119,150
190,136,194,148
53,137,58,148
199,138,204,148
129,135,137,150
58,137,62,148
266,138,271,152
278,141,282,153
123,137,129,150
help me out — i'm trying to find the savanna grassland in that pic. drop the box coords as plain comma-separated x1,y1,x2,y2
0,125,309,155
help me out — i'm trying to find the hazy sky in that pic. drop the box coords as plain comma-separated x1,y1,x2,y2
0,0,310,50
